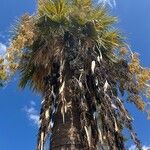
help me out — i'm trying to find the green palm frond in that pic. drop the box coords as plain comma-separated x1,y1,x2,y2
101,29,124,50
38,0,70,23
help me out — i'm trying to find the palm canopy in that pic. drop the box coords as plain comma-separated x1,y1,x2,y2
0,0,150,149
5,0,122,91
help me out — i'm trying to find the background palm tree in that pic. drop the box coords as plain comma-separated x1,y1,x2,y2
1,0,150,149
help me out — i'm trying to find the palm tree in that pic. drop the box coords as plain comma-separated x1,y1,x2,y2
1,0,150,149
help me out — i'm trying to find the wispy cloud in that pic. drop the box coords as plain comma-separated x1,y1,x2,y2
98,0,116,8
0,33,5,39
24,101,39,127
0,42,7,56
129,145,150,150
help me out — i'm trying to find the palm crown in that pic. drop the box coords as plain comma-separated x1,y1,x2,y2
1,0,150,149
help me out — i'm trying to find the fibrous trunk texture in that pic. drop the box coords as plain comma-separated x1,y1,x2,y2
50,95,88,150
50,57,89,149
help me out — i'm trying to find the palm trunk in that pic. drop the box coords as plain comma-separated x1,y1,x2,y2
50,93,88,150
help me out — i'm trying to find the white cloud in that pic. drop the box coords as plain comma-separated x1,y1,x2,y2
129,145,136,150
98,0,116,8
24,101,39,126
0,42,7,56
129,145,150,150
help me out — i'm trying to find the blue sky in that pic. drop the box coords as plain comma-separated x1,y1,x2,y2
0,0,150,150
